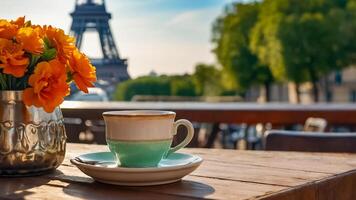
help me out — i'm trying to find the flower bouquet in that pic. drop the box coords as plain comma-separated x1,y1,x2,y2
0,16,96,176
0,16,96,112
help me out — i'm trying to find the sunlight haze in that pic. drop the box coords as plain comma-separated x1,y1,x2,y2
0,0,234,77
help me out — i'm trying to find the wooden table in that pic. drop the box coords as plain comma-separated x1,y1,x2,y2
1,143,356,199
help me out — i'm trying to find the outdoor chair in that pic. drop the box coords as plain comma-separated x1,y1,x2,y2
264,130,356,153
304,117,327,132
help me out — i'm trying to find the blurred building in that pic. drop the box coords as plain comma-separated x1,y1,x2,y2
246,67,356,103
294,67,356,103
322,67,356,103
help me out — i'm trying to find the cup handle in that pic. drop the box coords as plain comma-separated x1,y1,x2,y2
167,119,194,156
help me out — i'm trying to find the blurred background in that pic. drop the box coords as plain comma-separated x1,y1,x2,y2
2,0,356,150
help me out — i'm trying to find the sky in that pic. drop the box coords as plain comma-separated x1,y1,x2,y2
0,0,234,77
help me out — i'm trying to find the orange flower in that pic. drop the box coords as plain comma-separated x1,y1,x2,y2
42,26,76,63
0,19,18,39
0,17,25,39
0,38,29,77
68,49,96,93
16,27,43,54
11,16,25,27
23,59,69,113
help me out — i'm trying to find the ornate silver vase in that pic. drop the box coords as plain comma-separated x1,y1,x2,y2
0,91,66,176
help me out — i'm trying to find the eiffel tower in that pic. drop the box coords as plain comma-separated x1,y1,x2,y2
70,0,130,90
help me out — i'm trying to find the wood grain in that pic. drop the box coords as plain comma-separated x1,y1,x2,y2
1,143,356,199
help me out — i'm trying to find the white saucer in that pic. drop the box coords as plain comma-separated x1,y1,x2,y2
70,152,203,186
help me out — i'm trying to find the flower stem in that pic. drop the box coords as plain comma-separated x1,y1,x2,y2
8,75,12,90
0,74,7,90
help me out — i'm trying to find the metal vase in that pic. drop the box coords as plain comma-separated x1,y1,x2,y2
0,91,66,176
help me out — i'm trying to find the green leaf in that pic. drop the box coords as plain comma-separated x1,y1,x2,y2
41,48,57,61
66,71,73,83
0,74,8,90
24,20,32,27
43,37,52,49
30,54,41,67
7,75,13,90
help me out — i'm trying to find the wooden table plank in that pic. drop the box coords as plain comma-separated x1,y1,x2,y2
62,144,356,199
62,144,287,199
1,143,356,199
190,148,356,174
56,165,285,200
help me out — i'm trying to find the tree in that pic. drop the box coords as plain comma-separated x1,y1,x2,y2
212,2,274,101
171,75,197,96
192,63,224,96
114,76,171,101
250,0,356,102
114,75,198,101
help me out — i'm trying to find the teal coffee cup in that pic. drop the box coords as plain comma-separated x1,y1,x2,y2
103,110,194,168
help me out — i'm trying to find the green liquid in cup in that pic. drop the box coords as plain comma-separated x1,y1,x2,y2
107,139,172,168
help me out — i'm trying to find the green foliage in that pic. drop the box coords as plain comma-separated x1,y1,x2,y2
114,64,231,101
115,76,172,101
250,0,356,101
171,75,196,96
116,0,356,102
115,75,200,101
212,2,274,95
193,63,224,96
41,48,57,61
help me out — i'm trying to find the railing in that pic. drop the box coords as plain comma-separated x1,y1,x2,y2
61,101,356,148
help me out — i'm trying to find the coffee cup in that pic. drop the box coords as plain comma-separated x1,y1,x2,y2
102,110,194,168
